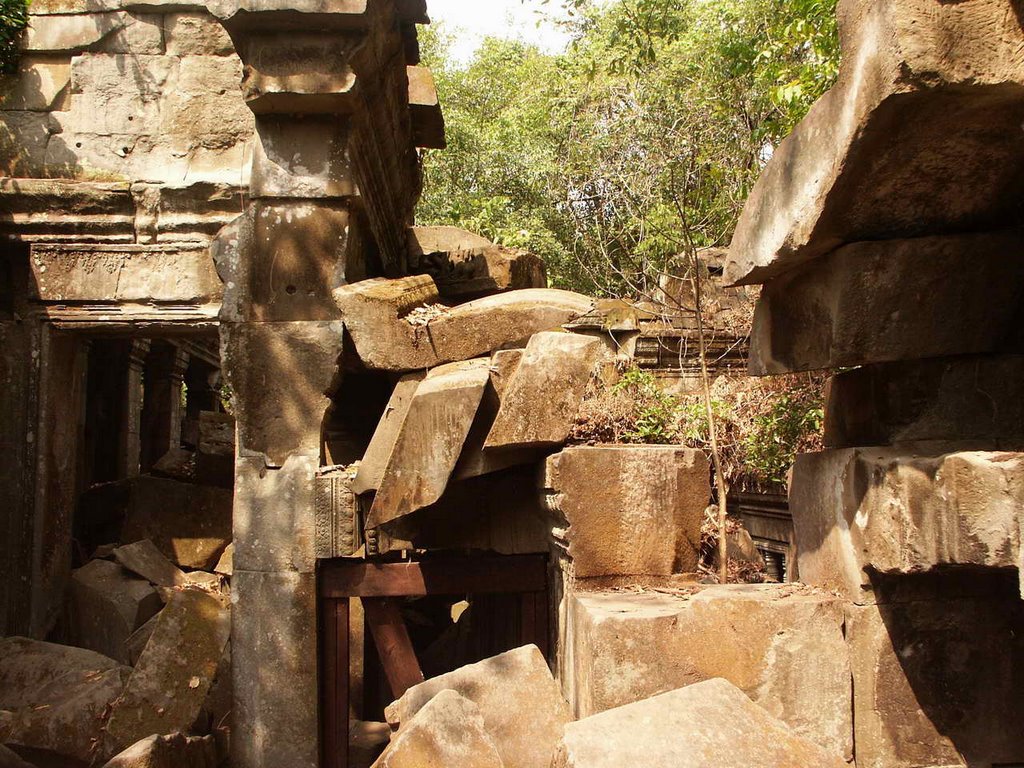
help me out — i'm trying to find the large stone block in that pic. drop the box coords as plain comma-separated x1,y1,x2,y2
407,65,445,149
566,587,852,759
220,320,344,465
386,645,571,768
552,678,847,768
725,0,1024,286
0,56,70,111
542,446,708,578
0,638,130,763
101,733,219,768
0,178,135,242
251,116,356,198
165,12,235,56
749,229,1024,374
351,371,424,494
232,570,319,768
792,448,1023,603
21,12,127,52
847,581,1024,768
334,275,594,371
113,539,188,588
70,559,162,663
824,355,1024,448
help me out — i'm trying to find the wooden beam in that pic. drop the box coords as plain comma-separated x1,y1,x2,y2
363,597,424,699
321,598,349,768
321,555,547,598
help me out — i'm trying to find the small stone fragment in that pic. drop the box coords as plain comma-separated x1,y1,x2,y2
213,543,234,577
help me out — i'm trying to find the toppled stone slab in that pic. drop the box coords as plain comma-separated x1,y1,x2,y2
114,540,188,588
334,276,594,371
485,332,611,450
124,612,160,667
847,582,1024,768
725,0,1024,286
824,354,1024,448
552,678,847,768
748,229,1024,374
70,559,162,663
408,225,492,257
101,733,219,768
0,637,131,764
104,588,231,756
793,448,1023,603
373,690,503,768
542,446,709,577
368,360,490,529
351,372,426,495
567,586,852,758
386,645,570,768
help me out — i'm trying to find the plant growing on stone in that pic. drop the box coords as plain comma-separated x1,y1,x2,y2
0,0,28,75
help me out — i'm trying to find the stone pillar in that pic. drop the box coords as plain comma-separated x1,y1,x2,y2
118,339,150,479
140,342,190,471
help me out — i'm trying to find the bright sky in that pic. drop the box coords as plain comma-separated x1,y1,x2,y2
427,0,574,63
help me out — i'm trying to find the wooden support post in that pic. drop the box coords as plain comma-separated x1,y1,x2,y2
363,597,424,699
322,598,349,768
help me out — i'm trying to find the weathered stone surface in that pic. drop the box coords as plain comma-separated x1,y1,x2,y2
485,332,611,450
725,0,1024,286
406,65,445,149
488,348,522,398
314,464,360,559
101,733,219,768
96,13,164,54
334,276,594,371
824,354,1024,448
793,448,1023,603
21,12,126,52
386,645,570,768
165,12,235,56
567,587,852,758
373,690,503,768
114,539,188,588
847,581,1024,768
748,229,1024,374
213,543,233,576
0,744,35,768
413,244,547,301
368,359,490,529
0,637,130,763
542,446,709,577
251,117,355,199
552,678,847,768
196,411,234,487
351,371,425,494
408,225,492,257
0,178,135,242
104,589,231,756
70,559,162,663
0,111,62,179
0,56,70,111
122,477,232,570
124,611,160,666
220,320,344,465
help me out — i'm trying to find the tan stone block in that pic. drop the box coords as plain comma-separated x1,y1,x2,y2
67,53,171,135
552,679,847,768
251,115,356,198
351,371,425,494
101,733,219,768
543,445,708,577
160,54,252,153
0,178,135,241
165,12,235,56
792,448,1023,603
386,645,570,768
95,13,163,54
0,56,71,110
568,587,852,758
114,539,188,587
22,12,125,52
407,65,444,149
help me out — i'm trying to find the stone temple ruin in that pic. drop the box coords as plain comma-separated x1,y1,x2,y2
0,0,1023,767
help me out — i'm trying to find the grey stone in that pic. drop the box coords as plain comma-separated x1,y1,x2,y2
351,371,425,495
70,559,162,663
101,733,219,768
114,539,188,588
124,611,160,666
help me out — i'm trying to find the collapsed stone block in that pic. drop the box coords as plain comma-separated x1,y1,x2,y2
542,446,709,577
725,0,1024,285
104,588,231,757
792,448,1023,603
407,65,445,150
748,229,1024,374
0,637,130,764
824,354,1024,448
113,540,188,588
351,371,425,494
101,733,219,768
373,690,503,768
485,332,612,450
70,559,163,663
368,359,490,529
124,612,160,666
566,587,852,759
847,578,1024,768
334,275,594,371
386,645,570,768
552,678,847,768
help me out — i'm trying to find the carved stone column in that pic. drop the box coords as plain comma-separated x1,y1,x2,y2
118,338,151,479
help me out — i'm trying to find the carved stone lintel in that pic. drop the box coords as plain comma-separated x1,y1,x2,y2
314,466,361,559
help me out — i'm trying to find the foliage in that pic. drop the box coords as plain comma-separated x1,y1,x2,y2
0,0,28,74
742,385,825,484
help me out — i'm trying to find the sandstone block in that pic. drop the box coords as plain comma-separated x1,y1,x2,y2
0,111,60,178
67,53,171,136
485,332,612,450
124,612,160,666
114,539,188,588
725,0,1024,285
0,745,35,768
824,354,1024,448
213,543,233,576
372,690,503,768
408,225,492,257
95,13,164,54
0,637,130,763
0,56,70,111
334,275,594,371
122,476,232,570
386,645,570,768
0,178,135,241
407,65,445,149
22,12,126,52
251,116,355,198
368,359,490,528
351,371,425,494
793,448,1023,603
847,585,1024,768
104,588,231,756
165,12,235,56
552,678,847,768
749,229,1024,374
101,733,219,768
542,446,709,577
567,587,852,758
70,559,162,663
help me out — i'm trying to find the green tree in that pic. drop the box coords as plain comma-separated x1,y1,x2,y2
1,0,29,74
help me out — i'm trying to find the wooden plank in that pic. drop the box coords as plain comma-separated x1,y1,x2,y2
321,598,349,768
321,555,547,598
363,597,424,699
